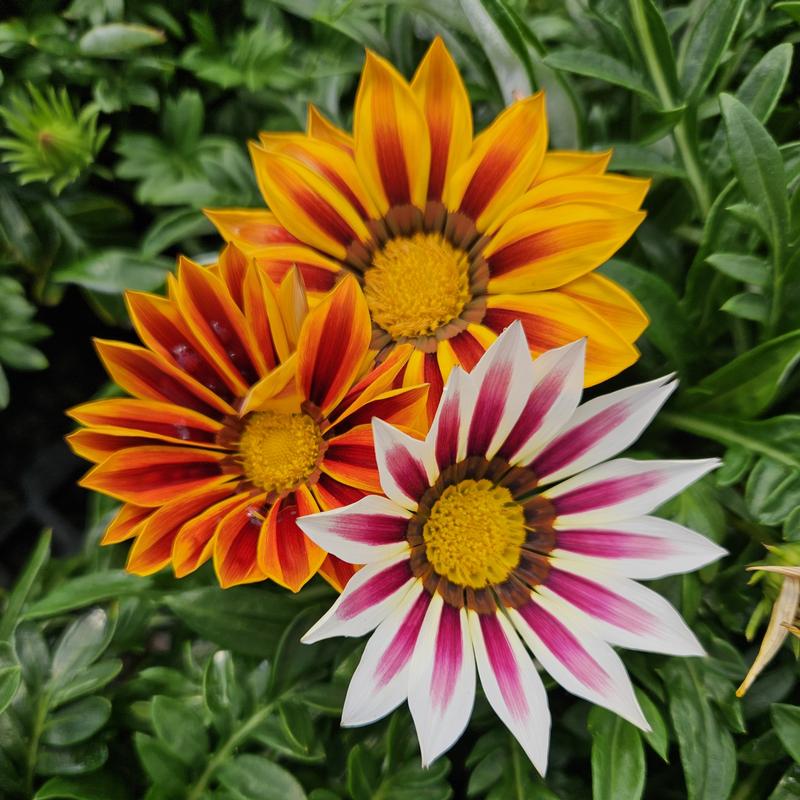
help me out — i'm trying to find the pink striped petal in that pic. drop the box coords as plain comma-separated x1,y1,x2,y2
543,458,720,526
409,594,476,766
423,367,475,479
532,375,677,484
538,560,703,656
508,595,648,729
342,582,429,726
498,339,586,465
466,322,534,459
372,417,431,511
302,552,415,643
297,495,411,564
468,610,550,775
553,515,727,579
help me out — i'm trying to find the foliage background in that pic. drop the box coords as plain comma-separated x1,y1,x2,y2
1,0,799,798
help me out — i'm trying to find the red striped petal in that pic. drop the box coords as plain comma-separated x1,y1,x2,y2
213,494,268,588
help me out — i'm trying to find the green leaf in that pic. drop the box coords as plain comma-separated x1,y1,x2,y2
0,337,48,370
79,23,165,57
346,745,379,800
731,43,793,125
768,765,800,800
544,49,657,101
588,706,645,800
140,208,212,257
0,642,21,714
737,729,786,765
678,0,745,102
629,0,681,106
34,772,128,800
216,754,307,800
267,606,326,701
50,608,115,690
745,457,800,525
771,704,800,762
608,144,686,178
133,733,187,793
36,741,108,776
721,292,767,322
679,330,800,418
774,1,800,22
664,660,737,800
51,659,123,709
251,714,325,764
634,688,669,762
203,650,241,724
151,695,209,766
52,249,171,294
0,529,50,640
706,253,769,287
23,572,151,619
42,697,112,746
720,93,789,255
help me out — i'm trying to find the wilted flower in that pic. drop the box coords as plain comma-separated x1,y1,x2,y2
298,323,724,771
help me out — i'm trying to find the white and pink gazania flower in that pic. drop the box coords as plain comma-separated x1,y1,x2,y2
297,322,725,773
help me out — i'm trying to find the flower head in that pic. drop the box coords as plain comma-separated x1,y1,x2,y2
297,323,725,772
67,246,427,591
207,37,649,420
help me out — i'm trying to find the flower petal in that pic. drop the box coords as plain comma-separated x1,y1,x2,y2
537,561,704,656
424,366,476,478
508,594,648,729
354,50,431,213
531,375,677,484
411,36,472,202
552,515,726,579
67,429,155,464
372,417,431,511
320,424,383,493
258,487,326,592
534,150,611,182
484,204,645,293
239,353,301,417
404,349,445,423
102,503,152,545
255,245,341,295
468,610,550,775
297,493,410,564
307,104,354,153
312,473,370,511
204,208,297,251
297,276,372,417
409,595,476,766
543,458,720,526
445,93,547,231
215,244,248,309
301,551,415,643
341,582,429,725
318,554,359,592
213,494,268,588
242,259,287,374
333,384,429,435
79,446,231,506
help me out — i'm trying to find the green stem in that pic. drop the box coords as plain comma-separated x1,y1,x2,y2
510,738,525,800
25,694,49,796
186,701,276,800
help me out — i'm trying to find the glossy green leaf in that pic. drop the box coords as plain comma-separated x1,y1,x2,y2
42,697,112,746
0,643,21,714
634,688,669,762
706,253,769,287
50,608,115,689
771,703,800,762
151,695,209,766
721,292,767,322
52,249,171,294
588,706,645,800
347,745,379,800
79,23,165,57
0,529,50,640
134,733,187,794
544,49,656,101
745,457,800,525
216,754,307,800
50,659,123,709
34,772,128,800
35,742,109,777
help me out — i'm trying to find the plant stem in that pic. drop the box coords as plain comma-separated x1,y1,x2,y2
25,694,49,796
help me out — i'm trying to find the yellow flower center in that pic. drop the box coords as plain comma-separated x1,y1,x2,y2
238,411,322,494
423,479,526,589
364,233,471,339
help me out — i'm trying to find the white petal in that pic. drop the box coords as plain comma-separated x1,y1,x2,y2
297,495,410,564
301,551,415,644
372,417,431,511
508,594,648,730
408,594,476,766
342,582,429,726
498,339,586,465
465,321,535,460
552,515,727,579
543,458,720,526
537,560,704,656
468,609,551,775
532,375,677,485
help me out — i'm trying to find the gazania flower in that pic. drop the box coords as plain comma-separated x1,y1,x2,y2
297,323,725,771
207,37,649,419
66,246,428,591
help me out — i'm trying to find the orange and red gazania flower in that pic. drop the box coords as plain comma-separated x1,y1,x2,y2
207,36,649,420
66,246,427,591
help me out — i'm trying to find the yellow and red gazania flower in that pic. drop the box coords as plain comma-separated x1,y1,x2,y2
66,246,428,591
207,37,650,420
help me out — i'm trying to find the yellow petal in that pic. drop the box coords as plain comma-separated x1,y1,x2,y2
307,104,354,153
535,149,611,182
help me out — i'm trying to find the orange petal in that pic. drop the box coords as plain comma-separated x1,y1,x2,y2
242,262,290,375
297,276,371,417
411,36,472,202
558,273,648,342
213,494,268,588
126,486,234,576
67,429,155,464
204,208,297,251
257,487,325,592
307,104,354,153
277,267,309,351
320,424,382,493
94,339,234,417
445,93,547,231
318,554,359,592
240,354,301,416
404,350,444,423
439,323,497,379
484,203,645,293
216,243,249,309
311,473,369,511
68,398,222,448
254,244,341,295
250,144,372,261
484,293,639,386
172,491,250,578
102,503,152,545
80,445,232,506
259,132,379,221
354,50,431,214
535,150,611,183
331,384,428,434
125,291,237,401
